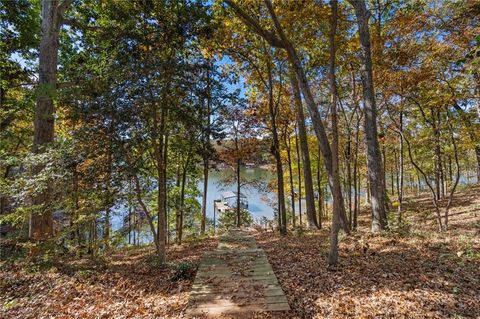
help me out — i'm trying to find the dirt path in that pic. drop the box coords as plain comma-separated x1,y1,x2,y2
186,229,290,318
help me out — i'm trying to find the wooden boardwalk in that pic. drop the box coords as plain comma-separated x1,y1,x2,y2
186,229,290,318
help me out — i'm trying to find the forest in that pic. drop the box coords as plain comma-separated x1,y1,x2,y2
1,0,479,318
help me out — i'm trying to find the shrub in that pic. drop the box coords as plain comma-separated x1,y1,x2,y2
171,261,197,281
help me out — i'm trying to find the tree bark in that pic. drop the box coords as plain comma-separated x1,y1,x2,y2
348,0,387,232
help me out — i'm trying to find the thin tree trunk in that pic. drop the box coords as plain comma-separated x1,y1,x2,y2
397,110,404,224
201,66,212,234
345,135,353,229
353,130,359,230
104,112,113,249
294,127,303,227
178,159,189,244
201,160,209,234
175,165,181,244
317,154,323,228
163,133,169,245
285,134,296,227
236,159,241,227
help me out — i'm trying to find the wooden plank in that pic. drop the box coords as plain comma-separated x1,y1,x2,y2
190,296,288,308
185,229,290,317
186,302,290,316
190,288,286,299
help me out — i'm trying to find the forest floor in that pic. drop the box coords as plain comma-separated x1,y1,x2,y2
256,185,480,319
1,185,479,319
0,239,217,319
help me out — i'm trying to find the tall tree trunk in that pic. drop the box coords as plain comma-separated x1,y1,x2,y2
288,69,317,229
30,0,67,241
267,57,287,235
348,0,387,232
327,0,342,265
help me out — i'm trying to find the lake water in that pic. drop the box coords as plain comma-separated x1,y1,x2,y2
111,167,477,242
201,167,277,222
111,167,278,242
